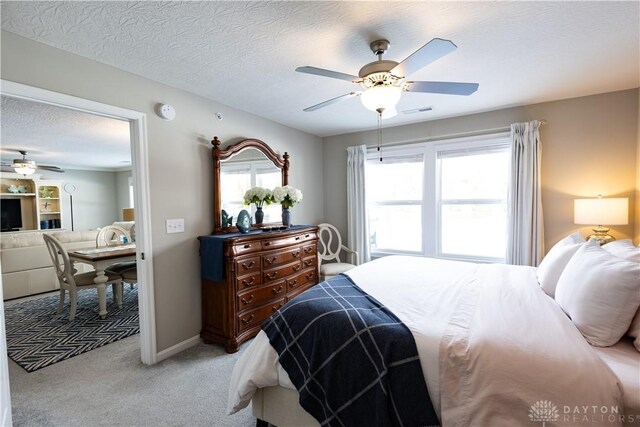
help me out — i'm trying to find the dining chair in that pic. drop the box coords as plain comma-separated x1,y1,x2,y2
96,225,131,247
43,234,123,321
317,223,359,281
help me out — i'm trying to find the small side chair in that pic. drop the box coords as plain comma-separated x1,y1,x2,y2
317,223,359,281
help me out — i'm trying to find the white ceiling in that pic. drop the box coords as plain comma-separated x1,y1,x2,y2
0,1,638,168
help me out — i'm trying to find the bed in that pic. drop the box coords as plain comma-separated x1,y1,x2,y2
228,250,640,426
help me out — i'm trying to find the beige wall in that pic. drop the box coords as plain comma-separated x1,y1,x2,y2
323,89,639,252
636,93,640,245
1,31,324,352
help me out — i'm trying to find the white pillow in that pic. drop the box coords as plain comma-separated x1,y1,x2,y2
602,239,640,263
555,239,640,347
536,232,585,297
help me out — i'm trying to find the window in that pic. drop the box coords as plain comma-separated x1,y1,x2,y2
366,150,424,254
365,134,510,262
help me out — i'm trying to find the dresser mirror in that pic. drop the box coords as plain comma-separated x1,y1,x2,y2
211,137,289,232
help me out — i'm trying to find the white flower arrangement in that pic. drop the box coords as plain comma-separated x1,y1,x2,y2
243,187,273,208
272,185,303,208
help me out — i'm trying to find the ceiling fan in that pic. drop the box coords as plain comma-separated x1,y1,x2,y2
1,150,65,175
296,38,479,118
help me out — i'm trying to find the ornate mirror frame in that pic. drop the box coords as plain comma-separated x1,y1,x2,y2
211,136,289,233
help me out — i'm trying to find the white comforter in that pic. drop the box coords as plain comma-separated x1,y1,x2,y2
229,256,623,426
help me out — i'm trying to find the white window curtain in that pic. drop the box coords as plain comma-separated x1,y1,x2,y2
346,145,370,264
506,121,544,266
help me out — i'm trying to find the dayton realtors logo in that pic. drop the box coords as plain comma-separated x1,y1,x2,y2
529,400,560,426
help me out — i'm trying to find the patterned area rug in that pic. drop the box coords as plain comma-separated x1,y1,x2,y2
4,286,139,372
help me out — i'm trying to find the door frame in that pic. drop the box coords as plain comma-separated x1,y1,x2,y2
0,80,157,365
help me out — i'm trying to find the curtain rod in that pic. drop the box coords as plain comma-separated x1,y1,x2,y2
365,119,546,150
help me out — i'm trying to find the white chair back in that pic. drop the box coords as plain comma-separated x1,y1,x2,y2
318,223,345,264
96,225,131,248
43,234,76,291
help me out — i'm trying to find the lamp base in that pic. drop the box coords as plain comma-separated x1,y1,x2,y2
586,226,615,246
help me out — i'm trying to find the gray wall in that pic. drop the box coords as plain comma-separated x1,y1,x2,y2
323,89,639,253
116,170,133,219
37,169,120,230
1,30,324,352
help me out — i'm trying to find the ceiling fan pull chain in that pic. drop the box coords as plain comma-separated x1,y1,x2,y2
376,108,383,162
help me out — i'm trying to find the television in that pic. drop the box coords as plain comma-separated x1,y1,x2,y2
1,199,23,231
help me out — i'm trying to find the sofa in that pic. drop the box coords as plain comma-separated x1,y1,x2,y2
1,222,134,300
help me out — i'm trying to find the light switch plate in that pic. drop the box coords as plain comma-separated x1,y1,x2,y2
166,218,185,234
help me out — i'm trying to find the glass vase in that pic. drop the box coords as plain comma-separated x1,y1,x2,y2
255,206,264,224
282,207,291,227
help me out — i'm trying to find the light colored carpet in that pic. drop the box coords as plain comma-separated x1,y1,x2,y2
8,334,255,426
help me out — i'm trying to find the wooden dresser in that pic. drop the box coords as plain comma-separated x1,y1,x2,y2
199,226,319,353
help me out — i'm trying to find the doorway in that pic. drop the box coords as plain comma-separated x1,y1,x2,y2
0,81,156,370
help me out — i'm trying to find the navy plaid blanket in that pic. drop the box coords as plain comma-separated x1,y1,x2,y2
262,274,439,427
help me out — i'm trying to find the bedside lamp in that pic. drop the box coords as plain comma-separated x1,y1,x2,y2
574,196,628,245
122,208,135,221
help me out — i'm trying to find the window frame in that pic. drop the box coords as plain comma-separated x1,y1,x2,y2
366,132,511,262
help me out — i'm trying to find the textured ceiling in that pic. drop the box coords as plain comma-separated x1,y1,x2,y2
0,96,131,171
1,1,639,140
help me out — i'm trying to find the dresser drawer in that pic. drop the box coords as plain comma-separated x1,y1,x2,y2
262,246,302,269
263,260,302,283
236,272,262,290
302,256,317,269
261,231,316,251
231,240,262,256
237,297,285,334
237,281,285,313
286,268,317,292
302,243,317,258
236,255,260,276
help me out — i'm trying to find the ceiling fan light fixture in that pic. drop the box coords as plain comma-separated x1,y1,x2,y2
12,160,36,176
13,165,36,175
360,85,402,112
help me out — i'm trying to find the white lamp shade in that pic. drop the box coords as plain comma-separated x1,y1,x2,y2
574,198,628,225
360,85,402,112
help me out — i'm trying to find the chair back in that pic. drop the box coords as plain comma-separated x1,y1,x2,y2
129,223,136,242
317,223,345,264
96,225,131,248
43,234,76,291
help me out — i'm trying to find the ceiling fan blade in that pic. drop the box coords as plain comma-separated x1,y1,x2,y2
35,165,65,173
406,81,479,96
296,66,358,82
303,92,361,112
391,38,457,78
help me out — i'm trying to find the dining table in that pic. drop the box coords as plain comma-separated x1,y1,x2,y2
67,244,137,319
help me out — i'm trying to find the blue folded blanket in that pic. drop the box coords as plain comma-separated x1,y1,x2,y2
262,274,439,427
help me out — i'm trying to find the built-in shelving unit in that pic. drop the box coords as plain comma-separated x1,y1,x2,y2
0,173,65,232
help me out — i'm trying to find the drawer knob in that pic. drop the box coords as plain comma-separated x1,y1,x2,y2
304,260,313,267
272,285,283,295
241,295,255,305
292,251,300,258
304,247,313,254
290,279,298,288
242,278,255,287
243,244,251,249
292,264,301,272
272,304,283,313
241,261,255,269
295,236,300,241
266,256,277,265
241,314,255,325
264,242,271,246
305,273,314,280
267,272,278,280
305,234,310,237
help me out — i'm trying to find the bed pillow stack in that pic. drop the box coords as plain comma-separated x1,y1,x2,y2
536,232,585,297
554,239,640,348
602,240,640,351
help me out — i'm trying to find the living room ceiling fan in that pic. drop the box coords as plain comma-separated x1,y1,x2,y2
296,37,479,118
1,150,65,175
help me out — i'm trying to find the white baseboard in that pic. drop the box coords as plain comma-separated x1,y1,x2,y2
156,335,200,362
